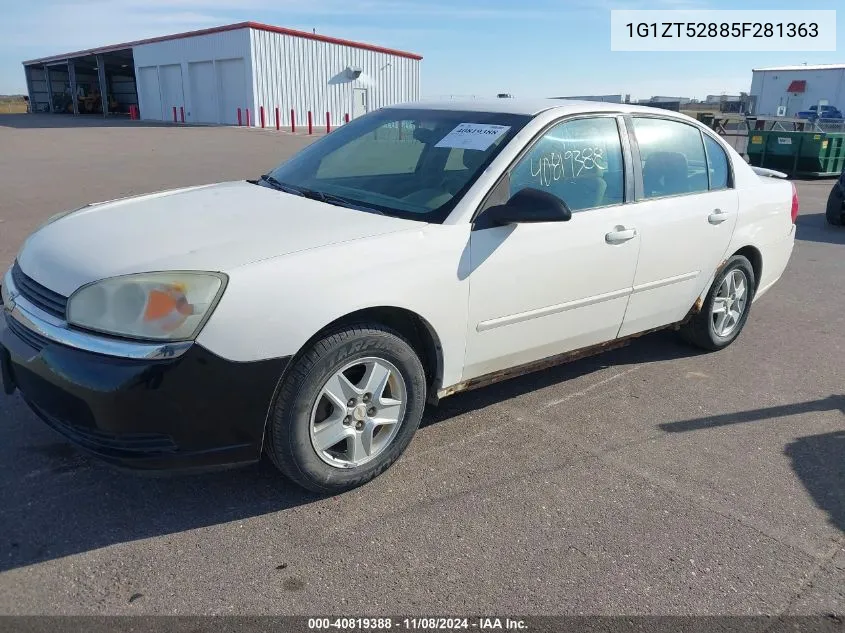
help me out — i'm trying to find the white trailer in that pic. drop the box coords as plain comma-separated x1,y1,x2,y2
750,64,845,117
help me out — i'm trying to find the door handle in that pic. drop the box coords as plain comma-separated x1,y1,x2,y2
605,226,638,244
708,208,730,225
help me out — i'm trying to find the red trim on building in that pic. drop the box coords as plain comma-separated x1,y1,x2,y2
22,21,423,66
786,80,807,93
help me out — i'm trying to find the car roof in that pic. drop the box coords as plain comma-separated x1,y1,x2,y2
389,98,692,119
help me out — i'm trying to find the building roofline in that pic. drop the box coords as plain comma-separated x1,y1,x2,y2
752,63,845,72
22,21,423,66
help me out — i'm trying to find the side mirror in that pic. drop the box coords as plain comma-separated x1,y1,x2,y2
477,187,572,229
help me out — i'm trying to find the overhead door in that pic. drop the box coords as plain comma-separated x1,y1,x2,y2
189,61,217,123
159,64,185,120
216,58,246,125
137,66,162,120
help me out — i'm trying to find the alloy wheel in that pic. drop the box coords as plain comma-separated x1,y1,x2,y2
309,357,407,468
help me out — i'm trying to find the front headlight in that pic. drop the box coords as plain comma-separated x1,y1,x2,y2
67,272,227,341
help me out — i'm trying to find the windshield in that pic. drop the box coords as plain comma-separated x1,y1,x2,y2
264,108,531,222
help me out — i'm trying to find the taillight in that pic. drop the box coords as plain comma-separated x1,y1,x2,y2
790,182,799,223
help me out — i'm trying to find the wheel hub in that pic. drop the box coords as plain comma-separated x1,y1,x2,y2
309,357,407,469
711,268,749,338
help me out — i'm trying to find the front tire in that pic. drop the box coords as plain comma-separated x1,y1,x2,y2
680,255,755,351
826,185,844,226
265,323,427,493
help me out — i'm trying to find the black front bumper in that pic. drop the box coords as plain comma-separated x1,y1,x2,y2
1,312,290,471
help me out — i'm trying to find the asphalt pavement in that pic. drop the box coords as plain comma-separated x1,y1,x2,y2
0,115,842,616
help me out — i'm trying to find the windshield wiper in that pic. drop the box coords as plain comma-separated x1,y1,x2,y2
295,187,385,215
259,174,304,195
259,176,385,215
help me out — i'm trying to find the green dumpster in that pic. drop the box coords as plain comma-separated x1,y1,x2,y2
746,130,845,177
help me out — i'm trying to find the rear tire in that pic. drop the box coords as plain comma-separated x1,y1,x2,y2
265,323,426,493
826,186,844,226
680,255,755,351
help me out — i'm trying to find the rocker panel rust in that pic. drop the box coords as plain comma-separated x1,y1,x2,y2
437,297,705,400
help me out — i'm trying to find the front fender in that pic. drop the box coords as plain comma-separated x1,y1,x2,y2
196,224,472,390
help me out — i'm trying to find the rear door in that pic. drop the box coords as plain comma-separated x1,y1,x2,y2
619,116,739,337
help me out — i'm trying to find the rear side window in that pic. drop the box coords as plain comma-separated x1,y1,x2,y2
632,117,709,198
509,117,625,212
703,134,730,190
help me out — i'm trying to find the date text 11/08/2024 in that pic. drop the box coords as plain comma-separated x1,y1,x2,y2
307,617,528,630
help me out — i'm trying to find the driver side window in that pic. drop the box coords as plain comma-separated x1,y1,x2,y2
509,117,625,212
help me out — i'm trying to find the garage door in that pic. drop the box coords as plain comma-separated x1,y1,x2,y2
189,61,217,124
159,64,185,120
216,58,246,125
137,66,162,120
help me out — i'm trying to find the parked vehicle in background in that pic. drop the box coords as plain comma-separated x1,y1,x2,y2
1,99,798,493
796,105,844,120
827,167,845,226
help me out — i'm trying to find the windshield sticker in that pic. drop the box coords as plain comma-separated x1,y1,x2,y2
435,123,511,151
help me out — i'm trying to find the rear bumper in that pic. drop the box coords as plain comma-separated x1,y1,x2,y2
1,310,289,471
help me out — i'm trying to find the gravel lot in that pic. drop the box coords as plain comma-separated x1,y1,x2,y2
0,115,843,616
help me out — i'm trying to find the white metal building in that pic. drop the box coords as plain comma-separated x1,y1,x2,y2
750,64,845,116
22,22,422,127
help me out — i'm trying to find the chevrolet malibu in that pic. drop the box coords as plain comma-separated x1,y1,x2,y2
0,99,797,492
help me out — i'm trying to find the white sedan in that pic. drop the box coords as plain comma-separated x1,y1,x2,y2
0,99,797,492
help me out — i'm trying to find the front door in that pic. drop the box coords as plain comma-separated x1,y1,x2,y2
463,116,640,380
619,116,739,337
352,88,368,119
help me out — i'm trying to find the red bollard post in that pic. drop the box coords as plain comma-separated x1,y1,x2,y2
344,113,350,124
260,106,265,128
275,107,280,131
246,109,251,127
237,108,242,126
172,106,177,123
326,112,331,133
307,111,313,135
291,110,295,133
180,106,185,123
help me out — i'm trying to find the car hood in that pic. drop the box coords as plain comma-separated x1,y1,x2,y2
17,181,419,297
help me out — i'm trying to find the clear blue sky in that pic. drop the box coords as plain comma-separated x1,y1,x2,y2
0,0,841,99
